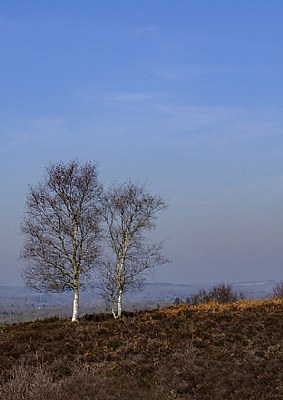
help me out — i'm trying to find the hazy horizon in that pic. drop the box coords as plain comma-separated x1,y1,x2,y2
1,1,283,286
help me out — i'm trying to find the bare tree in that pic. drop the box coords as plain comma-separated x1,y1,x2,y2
99,181,169,318
21,160,102,321
185,284,245,306
273,282,283,298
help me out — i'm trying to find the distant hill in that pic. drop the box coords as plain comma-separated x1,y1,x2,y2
0,279,277,301
134,279,278,301
0,280,278,324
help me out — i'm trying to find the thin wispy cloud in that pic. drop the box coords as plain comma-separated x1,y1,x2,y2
77,89,238,124
73,87,283,144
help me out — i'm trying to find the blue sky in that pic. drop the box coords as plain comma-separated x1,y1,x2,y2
1,1,283,285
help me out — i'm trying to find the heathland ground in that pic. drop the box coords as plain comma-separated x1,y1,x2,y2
1,299,283,399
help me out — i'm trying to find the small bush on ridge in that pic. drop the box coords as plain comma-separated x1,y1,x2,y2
186,283,245,306
273,282,283,298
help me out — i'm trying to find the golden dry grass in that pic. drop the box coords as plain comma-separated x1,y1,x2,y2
1,299,283,399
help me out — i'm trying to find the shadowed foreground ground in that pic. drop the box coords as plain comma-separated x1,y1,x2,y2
1,299,283,399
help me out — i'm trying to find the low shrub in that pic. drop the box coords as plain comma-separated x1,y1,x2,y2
186,283,245,305
273,282,283,298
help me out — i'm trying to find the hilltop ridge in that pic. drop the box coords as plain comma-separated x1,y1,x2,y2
1,299,283,399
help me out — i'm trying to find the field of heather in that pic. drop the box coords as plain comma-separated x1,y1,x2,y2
1,299,283,399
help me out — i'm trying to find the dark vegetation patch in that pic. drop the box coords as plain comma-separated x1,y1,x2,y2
1,300,283,399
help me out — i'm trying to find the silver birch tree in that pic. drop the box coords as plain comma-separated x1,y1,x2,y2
99,181,169,319
21,160,102,322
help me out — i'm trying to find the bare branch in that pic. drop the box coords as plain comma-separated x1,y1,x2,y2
20,160,102,321
99,180,169,318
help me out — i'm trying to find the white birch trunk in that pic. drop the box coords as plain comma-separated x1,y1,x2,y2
111,297,118,319
117,289,123,318
72,286,79,322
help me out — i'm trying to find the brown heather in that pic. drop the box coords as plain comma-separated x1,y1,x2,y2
1,299,283,399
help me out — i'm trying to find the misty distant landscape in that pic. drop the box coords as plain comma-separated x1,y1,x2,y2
0,280,278,325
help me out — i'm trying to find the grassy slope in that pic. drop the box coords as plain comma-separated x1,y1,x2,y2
1,299,283,399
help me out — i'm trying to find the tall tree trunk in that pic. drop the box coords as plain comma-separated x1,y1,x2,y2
72,283,79,322
111,296,118,319
117,288,123,318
